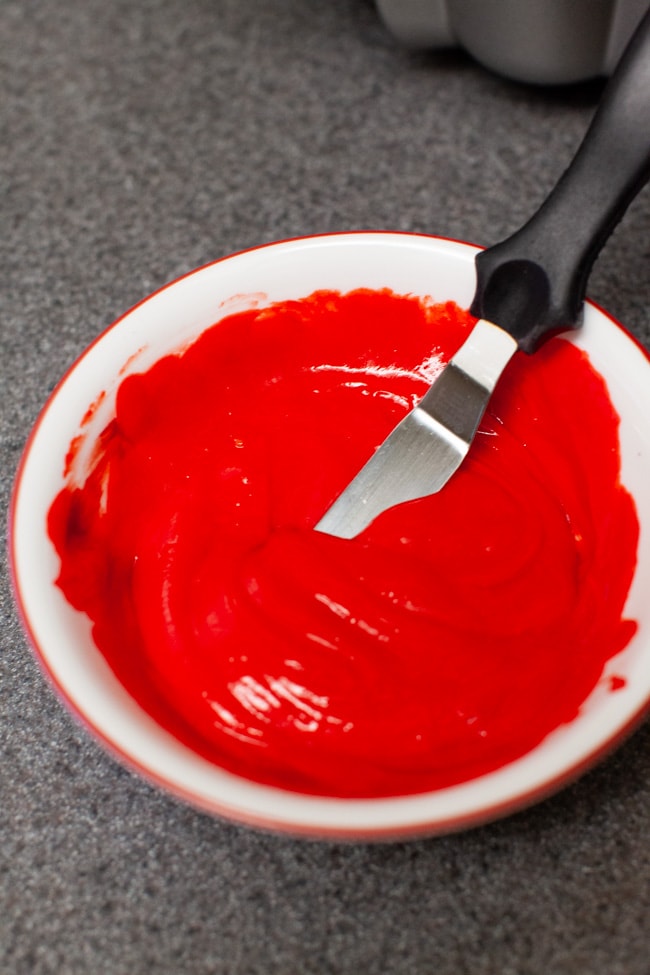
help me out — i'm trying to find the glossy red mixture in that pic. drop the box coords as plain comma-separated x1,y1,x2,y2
48,290,639,797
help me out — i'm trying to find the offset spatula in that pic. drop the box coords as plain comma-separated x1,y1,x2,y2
315,8,650,540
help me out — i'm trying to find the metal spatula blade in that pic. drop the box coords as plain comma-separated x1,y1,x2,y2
315,7,650,540
314,320,517,538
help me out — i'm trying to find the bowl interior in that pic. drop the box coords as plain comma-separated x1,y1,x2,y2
10,232,650,839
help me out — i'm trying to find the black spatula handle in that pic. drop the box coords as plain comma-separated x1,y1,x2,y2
470,8,650,354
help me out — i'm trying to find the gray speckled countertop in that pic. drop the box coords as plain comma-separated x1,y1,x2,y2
2,2,650,973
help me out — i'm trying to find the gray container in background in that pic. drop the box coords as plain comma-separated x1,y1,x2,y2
376,0,649,84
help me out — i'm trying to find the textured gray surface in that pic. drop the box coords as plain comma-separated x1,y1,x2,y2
2,1,650,973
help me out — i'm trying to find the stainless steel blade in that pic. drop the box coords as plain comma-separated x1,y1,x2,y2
314,319,518,539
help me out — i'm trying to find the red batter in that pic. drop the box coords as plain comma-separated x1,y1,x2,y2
48,290,638,797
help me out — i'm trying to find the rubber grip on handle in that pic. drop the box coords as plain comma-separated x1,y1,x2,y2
470,7,650,353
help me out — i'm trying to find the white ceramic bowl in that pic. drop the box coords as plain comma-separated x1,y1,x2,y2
9,232,650,840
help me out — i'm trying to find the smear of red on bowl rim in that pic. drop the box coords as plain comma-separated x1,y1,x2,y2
47,289,639,798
